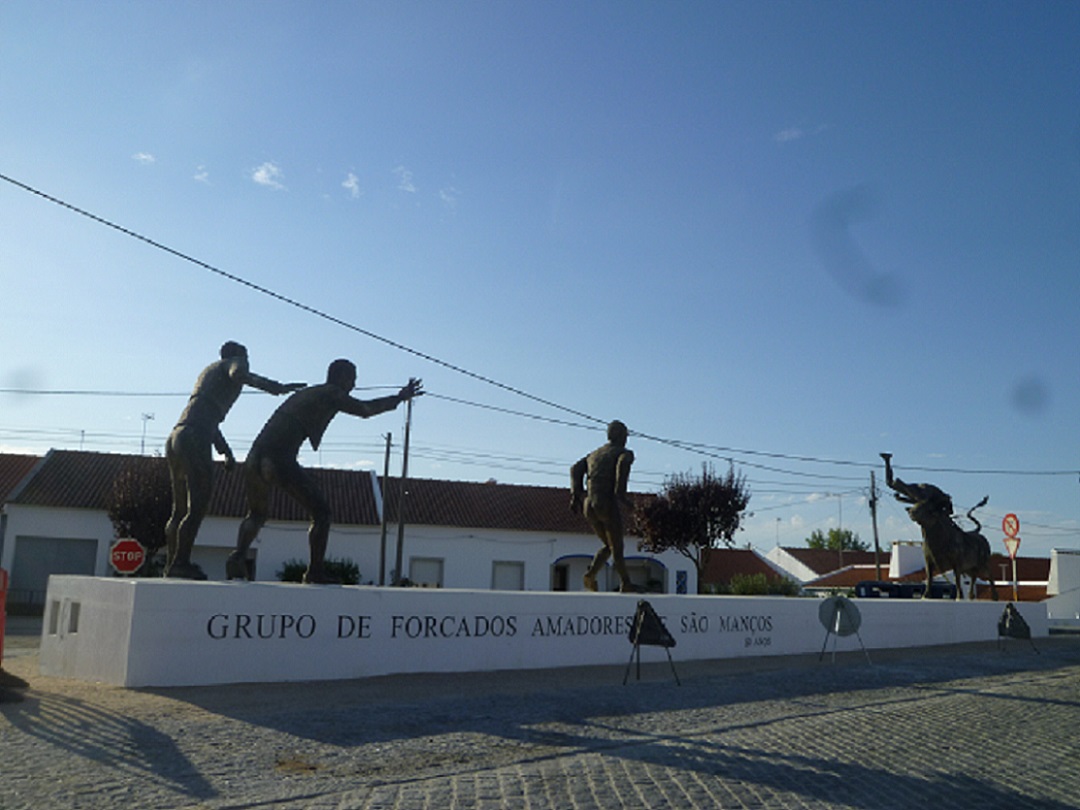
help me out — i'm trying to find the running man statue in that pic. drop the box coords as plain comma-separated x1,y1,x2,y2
164,341,303,579
227,359,422,583
570,420,636,593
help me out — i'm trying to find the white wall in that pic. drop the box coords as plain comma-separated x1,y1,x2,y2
763,547,817,583
39,576,1048,687
2,503,697,595
2,504,115,576
1046,548,1080,629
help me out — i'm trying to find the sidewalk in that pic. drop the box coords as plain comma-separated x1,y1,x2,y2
2,625,1079,809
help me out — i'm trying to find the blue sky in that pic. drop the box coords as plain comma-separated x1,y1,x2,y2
2,1,1078,560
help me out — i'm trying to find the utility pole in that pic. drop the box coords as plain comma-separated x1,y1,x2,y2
869,470,882,580
140,413,154,455
392,395,414,586
378,433,392,586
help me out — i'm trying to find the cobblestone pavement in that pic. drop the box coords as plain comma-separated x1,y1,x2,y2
2,623,1079,810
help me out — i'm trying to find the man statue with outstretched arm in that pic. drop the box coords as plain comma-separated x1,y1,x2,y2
227,359,423,584
164,341,304,580
570,420,636,593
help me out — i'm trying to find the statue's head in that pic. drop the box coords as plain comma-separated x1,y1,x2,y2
326,358,357,392
607,420,628,446
220,341,247,360
907,497,950,528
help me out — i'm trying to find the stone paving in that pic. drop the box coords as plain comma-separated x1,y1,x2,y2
2,619,1078,810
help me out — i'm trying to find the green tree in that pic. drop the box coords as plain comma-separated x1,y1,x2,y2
105,458,172,576
634,463,752,593
805,527,869,552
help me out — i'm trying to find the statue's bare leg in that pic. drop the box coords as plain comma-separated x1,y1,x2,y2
163,470,186,571
584,546,610,591
229,466,269,581
164,429,211,579
279,469,334,584
609,531,635,593
167,472,211,580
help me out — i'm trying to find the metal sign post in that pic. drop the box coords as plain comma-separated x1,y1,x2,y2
1002,513,1021,602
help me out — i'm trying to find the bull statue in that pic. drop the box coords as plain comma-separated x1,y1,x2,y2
882,453,998,601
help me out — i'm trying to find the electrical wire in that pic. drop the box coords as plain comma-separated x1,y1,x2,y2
2,173,1077,489
0,172,605,427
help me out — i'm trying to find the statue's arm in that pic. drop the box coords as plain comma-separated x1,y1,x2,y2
245,371,305,396
340,378,423,419
615,450,634,504
212,428,236,470
342,393,402,419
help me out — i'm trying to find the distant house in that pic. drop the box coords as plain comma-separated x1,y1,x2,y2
764,546,890,585
768,541,1052,601
0,451,695,610
698,547,795,592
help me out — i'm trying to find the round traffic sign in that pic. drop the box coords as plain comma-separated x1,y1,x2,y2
109,538,146,575
1003,513,1020,537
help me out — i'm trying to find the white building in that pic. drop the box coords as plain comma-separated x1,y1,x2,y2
0,451,694,609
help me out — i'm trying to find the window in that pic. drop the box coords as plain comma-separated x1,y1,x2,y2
552,564,569,592
492,561,525,591
409,557,444,587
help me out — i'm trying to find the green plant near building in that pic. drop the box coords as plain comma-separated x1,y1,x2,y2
276,557,360,585
727,572,801,596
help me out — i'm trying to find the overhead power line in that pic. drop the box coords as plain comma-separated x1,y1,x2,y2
3,173,1077,483
0,172,605,427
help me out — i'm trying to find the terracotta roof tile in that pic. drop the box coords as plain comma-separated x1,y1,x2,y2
382,477,595,534
0,453,41,504
3,451,619,534
700,548,784,585
7,450,381,525
781,547,888,574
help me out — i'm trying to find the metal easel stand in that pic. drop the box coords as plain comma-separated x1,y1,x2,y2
818,596,872,665
623,600,680,685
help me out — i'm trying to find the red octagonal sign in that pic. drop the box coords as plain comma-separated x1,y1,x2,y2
110,538,146,575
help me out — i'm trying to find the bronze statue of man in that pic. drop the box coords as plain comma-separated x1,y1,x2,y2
164,341,304,579
227,359,422,584
570,420,635,593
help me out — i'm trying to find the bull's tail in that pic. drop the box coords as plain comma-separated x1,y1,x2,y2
966,495,989,533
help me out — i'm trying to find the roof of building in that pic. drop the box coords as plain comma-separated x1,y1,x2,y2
803,565,890,589
382,476,597,534
7,449,383,524
2,449,600,535
700,548,785,585
0,453,41,504
778,547,889,574
985,555,1050,582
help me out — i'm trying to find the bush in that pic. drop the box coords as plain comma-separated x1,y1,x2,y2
276,557,360,585
728,572,801,596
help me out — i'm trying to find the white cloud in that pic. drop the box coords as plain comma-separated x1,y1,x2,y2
775,124,830,144
132,152,156,164
439,186,460,209
393,165,416,193
342,172,361,198
193,165,210,184
252,161,285,190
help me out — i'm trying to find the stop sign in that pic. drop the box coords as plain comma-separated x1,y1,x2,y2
110,538,146,575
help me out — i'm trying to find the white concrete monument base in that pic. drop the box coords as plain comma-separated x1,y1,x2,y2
39,576,1048,687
